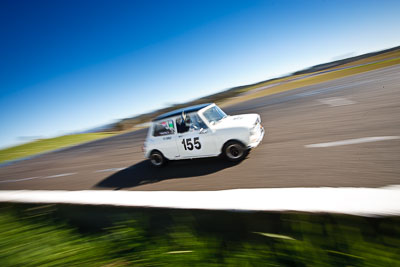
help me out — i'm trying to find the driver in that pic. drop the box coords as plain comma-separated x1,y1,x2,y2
177,112,190,133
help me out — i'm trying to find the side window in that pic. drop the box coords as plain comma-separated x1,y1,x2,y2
176,113,207,134
153,120,175,137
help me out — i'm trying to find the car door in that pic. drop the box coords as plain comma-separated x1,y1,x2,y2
151,119,180,159
176,113,218,158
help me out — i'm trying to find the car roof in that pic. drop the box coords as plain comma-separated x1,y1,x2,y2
153,103,213,121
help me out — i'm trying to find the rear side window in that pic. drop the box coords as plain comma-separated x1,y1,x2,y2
153,120,175,137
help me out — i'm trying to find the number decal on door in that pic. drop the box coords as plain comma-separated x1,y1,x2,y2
182,138,201,150
194,137,201,149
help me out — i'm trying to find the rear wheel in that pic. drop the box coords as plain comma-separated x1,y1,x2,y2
223,141,248,162
149,151,166,167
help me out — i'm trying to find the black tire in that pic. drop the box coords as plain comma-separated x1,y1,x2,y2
223,141,248,162
149,151,166,167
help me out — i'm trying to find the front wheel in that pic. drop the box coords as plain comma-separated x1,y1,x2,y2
223,141,248,162
149,151,166,167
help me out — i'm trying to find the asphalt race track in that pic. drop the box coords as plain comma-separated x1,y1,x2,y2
1,65,399,191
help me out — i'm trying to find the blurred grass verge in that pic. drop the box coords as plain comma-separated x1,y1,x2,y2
0,133,116,164
0,203,399,266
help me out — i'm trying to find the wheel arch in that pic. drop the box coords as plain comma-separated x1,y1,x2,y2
149,149,163,157
221,139,247,154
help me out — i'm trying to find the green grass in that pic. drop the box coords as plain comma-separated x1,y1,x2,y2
0,204,399,266
0,132,116,164
322,49,400,70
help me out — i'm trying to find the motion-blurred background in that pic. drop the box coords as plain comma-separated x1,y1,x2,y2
1,0,400,265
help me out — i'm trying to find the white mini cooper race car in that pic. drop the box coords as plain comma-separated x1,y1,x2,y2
143,103,264,167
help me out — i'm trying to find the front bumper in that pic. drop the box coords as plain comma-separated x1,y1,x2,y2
248,126,264,148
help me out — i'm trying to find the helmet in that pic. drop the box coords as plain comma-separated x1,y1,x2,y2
180,111,186,122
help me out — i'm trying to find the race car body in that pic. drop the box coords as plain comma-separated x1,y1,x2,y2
143,103,264,167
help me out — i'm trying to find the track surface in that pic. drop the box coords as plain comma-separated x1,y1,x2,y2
1,65,399,191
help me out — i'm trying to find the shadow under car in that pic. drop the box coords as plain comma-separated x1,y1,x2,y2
95,157,240,190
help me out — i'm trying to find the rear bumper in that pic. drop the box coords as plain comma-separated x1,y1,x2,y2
248,126,264,148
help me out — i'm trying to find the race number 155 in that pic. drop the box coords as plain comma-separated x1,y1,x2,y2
181,137,201,150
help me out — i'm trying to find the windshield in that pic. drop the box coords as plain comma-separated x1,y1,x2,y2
202,106,227,124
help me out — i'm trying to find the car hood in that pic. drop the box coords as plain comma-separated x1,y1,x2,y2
212,114,260,129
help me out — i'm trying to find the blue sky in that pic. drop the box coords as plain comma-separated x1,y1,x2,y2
1,0,399,148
